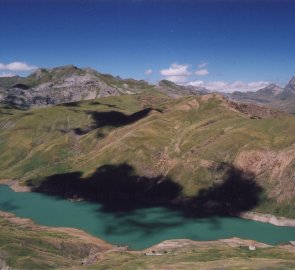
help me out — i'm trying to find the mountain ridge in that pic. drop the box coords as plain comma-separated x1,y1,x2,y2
1,65,295,114
229,77,295,113
0,65,206,109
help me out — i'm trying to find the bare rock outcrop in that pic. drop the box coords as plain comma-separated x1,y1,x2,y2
234,145,295,202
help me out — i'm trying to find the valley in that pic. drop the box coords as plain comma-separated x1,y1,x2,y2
1,68,295,269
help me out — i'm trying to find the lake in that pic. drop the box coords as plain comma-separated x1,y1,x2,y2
0,185,295,250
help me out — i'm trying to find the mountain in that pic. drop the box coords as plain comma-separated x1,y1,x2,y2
156,80,210,97
0,67,294,217
1,83,295,268
0,65,204,109
229,77,295,113
0,65,151,109
0,91,294,219
284,76,295,93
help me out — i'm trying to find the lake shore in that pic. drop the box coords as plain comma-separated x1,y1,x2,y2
1,210,295,270
0,209,291,253
240,211,295,227
0,179,32,192
1,179,295,228
0,210,114,249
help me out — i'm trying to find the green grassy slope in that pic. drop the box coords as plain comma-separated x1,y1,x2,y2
85,246,295,270
0,213,112,269
0,92,295,217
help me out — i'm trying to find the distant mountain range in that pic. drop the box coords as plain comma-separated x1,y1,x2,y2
228,77,295,113
1,65,295,113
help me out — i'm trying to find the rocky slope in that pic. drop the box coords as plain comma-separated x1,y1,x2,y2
230,76,295,113
0,65,149,109
0,65,205,109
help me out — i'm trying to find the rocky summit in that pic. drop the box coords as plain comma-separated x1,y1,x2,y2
0,65,149,109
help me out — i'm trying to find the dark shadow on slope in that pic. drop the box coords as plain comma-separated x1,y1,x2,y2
181,163,263,217
88,101,119,108
29,164,181,212
27,163,263,236
73,108,155,136
60,102,80,107
28,162,262,217
11,83,29,90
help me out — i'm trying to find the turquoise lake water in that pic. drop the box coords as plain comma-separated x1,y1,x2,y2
0,185,295,250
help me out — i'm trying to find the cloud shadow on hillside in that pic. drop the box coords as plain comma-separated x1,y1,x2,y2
27,163,263,215
73,108,155,136
88,101,119,108
27,162,263,235
60,102,80,107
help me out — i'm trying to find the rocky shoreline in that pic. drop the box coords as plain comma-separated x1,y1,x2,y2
240,211,295,227
0,179,31,192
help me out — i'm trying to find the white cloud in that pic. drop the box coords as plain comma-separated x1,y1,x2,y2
165,75,188,83
195,69,209,76
160,63,191,76
187,80,269,92
0,72,16,77
160,63,191,83
198,62,208,69
144,69,153,75
187,80,204,87
0,61,37,71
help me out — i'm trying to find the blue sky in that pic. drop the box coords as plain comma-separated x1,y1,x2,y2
0,0,295,91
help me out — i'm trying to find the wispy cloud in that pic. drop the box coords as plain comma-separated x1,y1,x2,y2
195,69,209,76
0,61,37,71
198,62,208,69
187,80,269,92
144,69,153,75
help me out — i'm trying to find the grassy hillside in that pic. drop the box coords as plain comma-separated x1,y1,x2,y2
86,245,295,270
0,91,295,217
0,212,112,269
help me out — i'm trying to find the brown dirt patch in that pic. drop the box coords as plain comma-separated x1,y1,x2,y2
234,146,295,201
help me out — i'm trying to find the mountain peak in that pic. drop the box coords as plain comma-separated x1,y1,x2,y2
256,83,283,96
287,76,295,87
265,83,278,89
283,76,295,95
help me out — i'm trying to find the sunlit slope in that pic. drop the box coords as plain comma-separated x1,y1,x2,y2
0,212,112,269
1,92,295,216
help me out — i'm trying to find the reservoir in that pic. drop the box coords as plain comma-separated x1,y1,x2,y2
0,185,294,250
